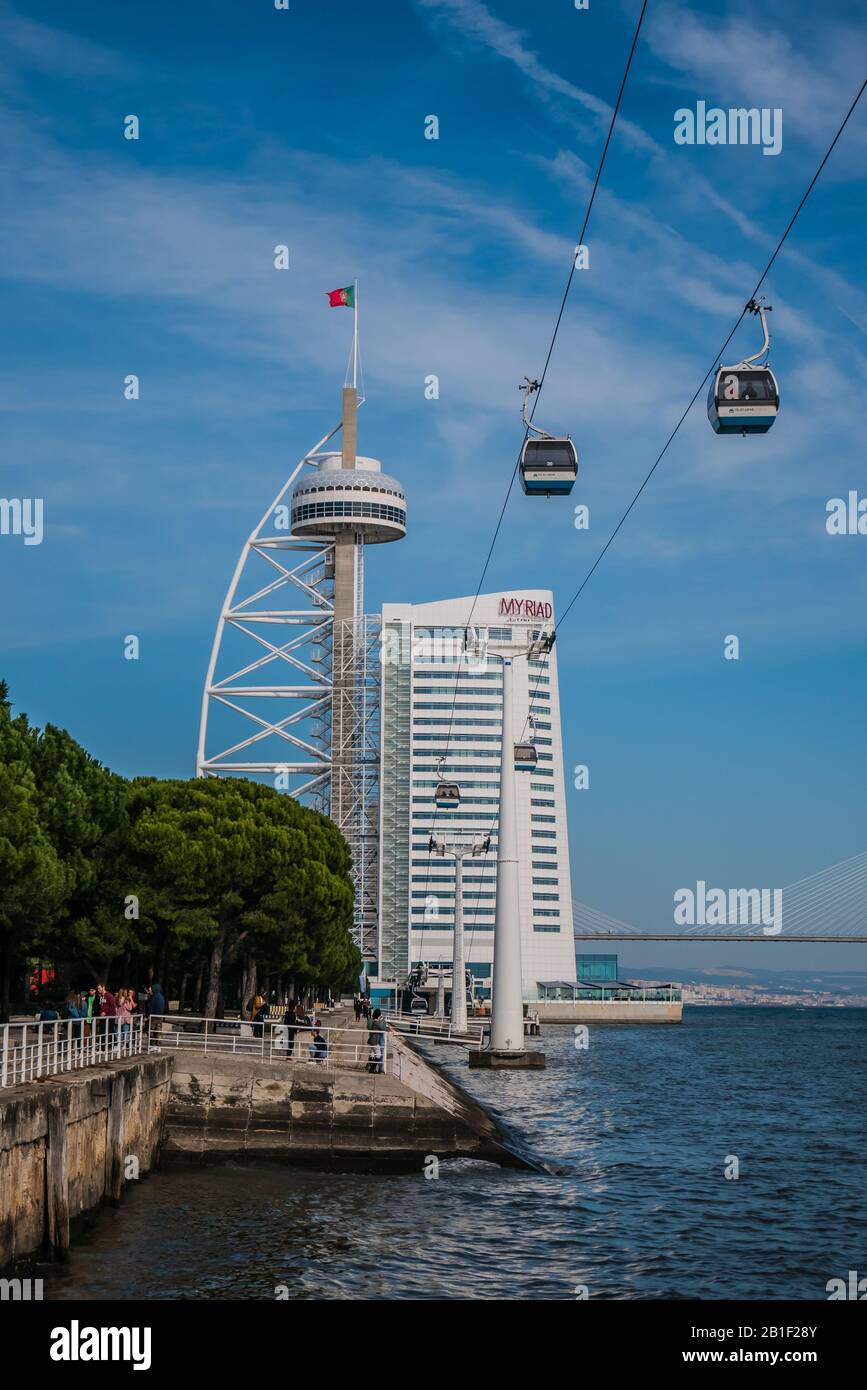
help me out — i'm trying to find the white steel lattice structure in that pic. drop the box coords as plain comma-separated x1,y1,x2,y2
197,342,407,960
196,421,342,807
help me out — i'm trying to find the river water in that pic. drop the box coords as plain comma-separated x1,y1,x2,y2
45,1007,865,1301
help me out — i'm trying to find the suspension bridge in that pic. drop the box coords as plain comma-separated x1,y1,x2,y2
572,850,867,942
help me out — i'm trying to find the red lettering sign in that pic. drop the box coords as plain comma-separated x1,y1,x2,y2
498,597,553,619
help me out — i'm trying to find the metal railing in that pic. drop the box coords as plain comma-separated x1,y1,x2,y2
147,1014,388,1071
381,1009,486,1047
0,1015,148,1088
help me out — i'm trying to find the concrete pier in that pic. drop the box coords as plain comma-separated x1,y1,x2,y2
533,999,682,1024
162,1026,528,1169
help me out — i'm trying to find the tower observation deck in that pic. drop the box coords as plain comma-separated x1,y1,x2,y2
197,298,406,960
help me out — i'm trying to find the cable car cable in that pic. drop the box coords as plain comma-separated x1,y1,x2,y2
514,74,867,739
550,75,866,647
514,73,867,741
418,1,650,911
416,2,647,945
464,0,649,631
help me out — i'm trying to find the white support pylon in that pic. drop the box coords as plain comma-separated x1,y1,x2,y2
461,626,554,1063
489,655,524,1053
429,833,489,1034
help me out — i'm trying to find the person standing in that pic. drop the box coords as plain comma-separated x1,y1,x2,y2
96,981,116,1016
116,990,133,1041
251,994,267,1040
94,981,116,1052
366,1009,386,1075
82,985,97,1042
63,990,84,1041
284,998,297,1058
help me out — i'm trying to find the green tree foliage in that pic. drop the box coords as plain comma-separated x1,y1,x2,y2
0,682,360,1018
31,721,132,978
0,684,67,1018
124,778,358,1014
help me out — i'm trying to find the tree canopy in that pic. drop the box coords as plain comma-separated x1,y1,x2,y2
0,683,360,1020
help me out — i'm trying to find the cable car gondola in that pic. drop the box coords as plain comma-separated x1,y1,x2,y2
434,756,460,809
708,298,779,435
514,742,538,772
519,378,578,496
434,782,460,808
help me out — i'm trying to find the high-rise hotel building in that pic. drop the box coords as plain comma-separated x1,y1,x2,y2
377,591,577,1000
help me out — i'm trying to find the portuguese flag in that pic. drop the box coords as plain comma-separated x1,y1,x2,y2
326,285,355,308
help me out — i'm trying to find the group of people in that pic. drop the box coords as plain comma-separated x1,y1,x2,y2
248,995,329,1063
36,981,168,1033
245,993,386,1072
352,993,372,1023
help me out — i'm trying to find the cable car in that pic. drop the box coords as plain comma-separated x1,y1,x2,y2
514,742,538,771
518,378,578,496
708,298,779,435
434,756,460,808
434,782,460,808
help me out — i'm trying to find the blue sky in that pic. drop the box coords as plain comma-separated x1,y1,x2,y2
1,0,865,971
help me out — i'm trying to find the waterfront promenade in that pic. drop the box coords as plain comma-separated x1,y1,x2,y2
1,1003,529,1272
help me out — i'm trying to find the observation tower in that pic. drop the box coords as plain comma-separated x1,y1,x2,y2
196,288,406,958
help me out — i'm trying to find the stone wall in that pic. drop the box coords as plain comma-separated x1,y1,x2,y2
0,1054,172,1271
163,1037,527,1169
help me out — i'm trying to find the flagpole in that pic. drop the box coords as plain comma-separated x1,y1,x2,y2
353,279,359,390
